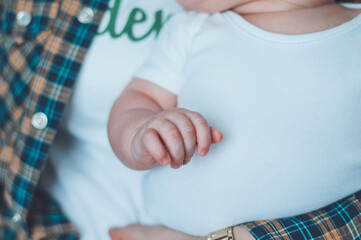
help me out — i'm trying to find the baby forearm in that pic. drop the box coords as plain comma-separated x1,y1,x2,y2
108,78,221,170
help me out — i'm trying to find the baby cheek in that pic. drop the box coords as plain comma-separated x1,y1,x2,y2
176,0,222,13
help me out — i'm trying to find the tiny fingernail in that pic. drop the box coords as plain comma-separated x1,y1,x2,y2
108,228,116,236
200,149,208,156
162,157,169,165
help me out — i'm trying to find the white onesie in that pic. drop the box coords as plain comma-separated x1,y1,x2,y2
135,9,361,236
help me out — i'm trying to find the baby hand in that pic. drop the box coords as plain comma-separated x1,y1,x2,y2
131,108,222,169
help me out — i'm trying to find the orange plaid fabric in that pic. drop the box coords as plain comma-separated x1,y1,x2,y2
0,0,109,238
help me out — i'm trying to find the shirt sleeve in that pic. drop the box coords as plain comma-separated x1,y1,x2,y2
240,190,361,239
134,11,208,95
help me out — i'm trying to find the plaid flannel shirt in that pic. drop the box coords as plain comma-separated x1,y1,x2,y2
0,0,360,239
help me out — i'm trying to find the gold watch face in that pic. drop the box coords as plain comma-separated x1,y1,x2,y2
208,227,234,240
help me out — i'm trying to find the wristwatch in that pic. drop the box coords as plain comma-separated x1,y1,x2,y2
207,227,234,240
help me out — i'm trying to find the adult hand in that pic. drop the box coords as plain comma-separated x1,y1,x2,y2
108,224,256,240
108,224,204,240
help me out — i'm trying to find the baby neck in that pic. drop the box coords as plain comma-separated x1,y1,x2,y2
232,0,335,15
230,0,361,35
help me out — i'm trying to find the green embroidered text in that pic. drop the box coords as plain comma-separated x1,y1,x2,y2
98,0,172,41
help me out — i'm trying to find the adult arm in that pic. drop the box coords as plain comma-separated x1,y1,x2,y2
109,190,361,240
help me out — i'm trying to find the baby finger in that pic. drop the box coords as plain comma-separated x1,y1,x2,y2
142,128,171,166
185,112,212,157
155,119,186,169
164,113,197,165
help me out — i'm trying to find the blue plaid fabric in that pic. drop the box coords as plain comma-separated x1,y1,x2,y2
0,0,109,238
243,191,361,239
1,0,361,239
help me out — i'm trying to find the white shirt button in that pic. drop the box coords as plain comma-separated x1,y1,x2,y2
12,213,22,223
77,7,94,24
16,11,32,27
31,112,48,130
